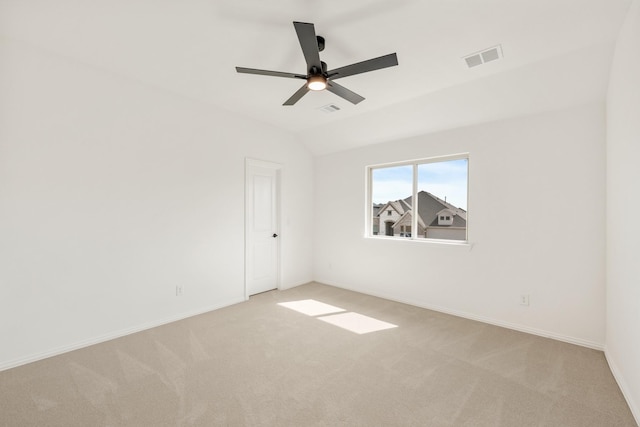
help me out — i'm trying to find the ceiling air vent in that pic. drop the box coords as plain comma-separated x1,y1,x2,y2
318,104,341,113
463,45,503,68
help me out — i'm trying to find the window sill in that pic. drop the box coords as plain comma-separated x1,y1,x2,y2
365,235,474,250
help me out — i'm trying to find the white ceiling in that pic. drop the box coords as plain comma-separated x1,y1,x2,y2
0,0,632,155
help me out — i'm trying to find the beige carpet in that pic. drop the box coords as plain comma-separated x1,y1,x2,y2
0,282,636,426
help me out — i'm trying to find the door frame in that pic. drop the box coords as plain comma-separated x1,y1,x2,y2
245,158,282,300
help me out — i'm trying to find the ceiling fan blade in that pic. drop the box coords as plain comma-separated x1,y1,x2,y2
236,67,307,79
326,81,365,104
327,53,398,80
293,21,322,73
283,84,310,106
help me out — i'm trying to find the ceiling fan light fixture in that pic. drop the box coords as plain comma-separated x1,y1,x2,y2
307,75,327,91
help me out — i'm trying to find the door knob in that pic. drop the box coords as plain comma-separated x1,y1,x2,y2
273,233,278,238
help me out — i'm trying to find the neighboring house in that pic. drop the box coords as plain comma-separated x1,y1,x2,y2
373,191,466,240
372,204,383,235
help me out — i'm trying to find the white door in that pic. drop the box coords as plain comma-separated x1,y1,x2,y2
245,159,280,297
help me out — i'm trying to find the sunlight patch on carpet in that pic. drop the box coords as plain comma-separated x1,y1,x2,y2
317,312,398,334
278,299,346,316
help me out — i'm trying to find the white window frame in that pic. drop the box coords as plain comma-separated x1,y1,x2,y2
366,153,469,244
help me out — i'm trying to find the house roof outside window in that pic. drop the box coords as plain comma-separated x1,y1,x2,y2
375,191,466,229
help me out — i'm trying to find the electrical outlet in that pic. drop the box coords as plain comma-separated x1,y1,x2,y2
520,294,530,306
176,285,184,296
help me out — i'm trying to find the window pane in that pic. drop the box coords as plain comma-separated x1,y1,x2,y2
371,165,412,237
416,159,467,241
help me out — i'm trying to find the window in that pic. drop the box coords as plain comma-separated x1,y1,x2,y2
368,155,468,242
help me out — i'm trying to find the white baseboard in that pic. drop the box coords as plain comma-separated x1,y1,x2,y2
279,279,314,291
0,297,245,372
605,349,640,425
318,280,605,350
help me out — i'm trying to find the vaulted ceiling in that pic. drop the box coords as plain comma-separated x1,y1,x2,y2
0,0,632,155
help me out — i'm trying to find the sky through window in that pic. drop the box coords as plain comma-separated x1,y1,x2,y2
371,158,467,209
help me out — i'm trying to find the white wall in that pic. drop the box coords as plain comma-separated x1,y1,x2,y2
314,102,606,348
0,39,314,369
606,0,640,421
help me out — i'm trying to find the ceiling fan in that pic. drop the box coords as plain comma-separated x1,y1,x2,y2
235,21,398,106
